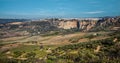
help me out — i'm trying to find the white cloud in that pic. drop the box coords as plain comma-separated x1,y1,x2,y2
83,11,105,14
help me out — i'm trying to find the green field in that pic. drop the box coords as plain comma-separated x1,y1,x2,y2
0,31,120,63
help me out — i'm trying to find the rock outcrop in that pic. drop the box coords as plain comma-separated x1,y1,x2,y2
0,16,120,37
58,20,78,29
57,16,120,31
79,20,98,31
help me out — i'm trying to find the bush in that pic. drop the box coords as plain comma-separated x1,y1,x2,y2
13,51,23,58
69,36,81,43
25,52,36,58
47,37,120,63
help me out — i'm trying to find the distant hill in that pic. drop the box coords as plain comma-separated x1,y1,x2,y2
0,16,120,38
0,19,31,24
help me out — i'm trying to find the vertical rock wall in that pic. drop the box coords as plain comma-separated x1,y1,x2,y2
58,20,78,29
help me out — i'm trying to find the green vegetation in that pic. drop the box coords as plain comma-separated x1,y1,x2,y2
13,51,24,58
0,45,56,63
41,28,80,37
47,40,120,63
69,33,102,43
42,31,60,37
0,31,120,63
69,36,81,43
46,31,120,63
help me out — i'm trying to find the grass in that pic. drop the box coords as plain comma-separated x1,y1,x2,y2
35,50,47,58
41,31,59,37
10,45,58,58
11,45,39,52
69,36,81,43
0,31,119,63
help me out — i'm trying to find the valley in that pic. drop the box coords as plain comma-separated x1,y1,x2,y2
0,17,120,63
1,0,120,62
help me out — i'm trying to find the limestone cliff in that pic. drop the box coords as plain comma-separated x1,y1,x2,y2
79,20,98,31
58,20,78,29
57,16,120,31
58,20,98,31
0,16,120,37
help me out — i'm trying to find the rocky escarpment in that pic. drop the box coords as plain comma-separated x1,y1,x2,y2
57,19,98,31
0,16,120,38
57,20,98,31
78,20,98,31
58,16,120,31
58,20,78,29
92,17,120,31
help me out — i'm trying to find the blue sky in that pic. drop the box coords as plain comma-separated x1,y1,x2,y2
0,0,120,19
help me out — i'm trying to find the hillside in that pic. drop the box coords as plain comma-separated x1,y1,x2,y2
46,31,120,63
0,30,120,63
0,16,120,63
0,16,120,39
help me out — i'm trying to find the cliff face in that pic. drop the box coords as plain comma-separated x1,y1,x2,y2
0,16,120,37
58,20,78,29
78,20,98,31
58,20,98,31
93,17,120,31
57,17,120,31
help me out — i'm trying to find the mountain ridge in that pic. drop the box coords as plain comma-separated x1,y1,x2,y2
0,16,120,38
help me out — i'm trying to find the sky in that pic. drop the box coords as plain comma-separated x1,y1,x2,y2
0,0,120,19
